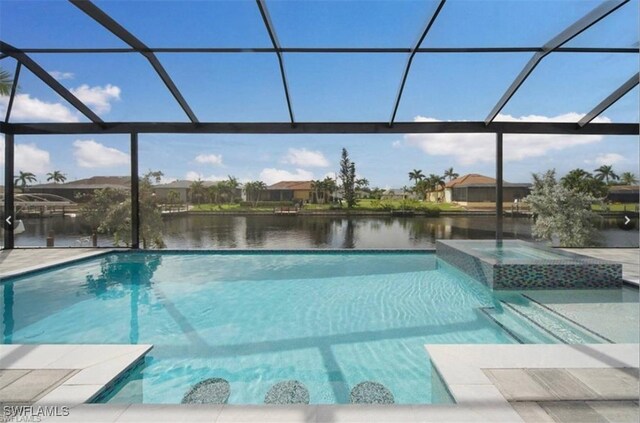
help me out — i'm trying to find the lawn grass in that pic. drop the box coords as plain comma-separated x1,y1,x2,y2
591,203,639,212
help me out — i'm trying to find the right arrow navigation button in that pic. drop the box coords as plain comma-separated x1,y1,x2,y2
618,215,636,231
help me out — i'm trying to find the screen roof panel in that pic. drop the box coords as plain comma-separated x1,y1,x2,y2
565,0,639,48
22,53,190,122
284,53,408,122
0,0,127,48
422,0,610,48
498,52,638,122
92,0,272,48
266,0,441,48
155,53,292,122
395,53,533,122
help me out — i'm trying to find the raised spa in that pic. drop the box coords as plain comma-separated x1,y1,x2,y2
436,240,622,289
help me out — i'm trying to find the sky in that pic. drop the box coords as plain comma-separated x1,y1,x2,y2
0,0,638,188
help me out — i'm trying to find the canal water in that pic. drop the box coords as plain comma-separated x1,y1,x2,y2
10,214,639,249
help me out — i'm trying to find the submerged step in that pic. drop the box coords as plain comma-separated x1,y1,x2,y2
499,299,611,344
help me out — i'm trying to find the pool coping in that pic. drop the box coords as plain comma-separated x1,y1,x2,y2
0,249,117,282
0,344,153,407
2,247,638,287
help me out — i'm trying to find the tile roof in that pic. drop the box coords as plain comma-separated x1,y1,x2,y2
31,176,130,189
445,174,529,188
267,181,313,190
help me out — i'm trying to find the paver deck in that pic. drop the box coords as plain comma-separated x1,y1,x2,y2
0,345,152,407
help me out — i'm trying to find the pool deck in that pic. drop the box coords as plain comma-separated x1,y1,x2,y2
0,344,152,407
0,344,634,422
0,248,116,280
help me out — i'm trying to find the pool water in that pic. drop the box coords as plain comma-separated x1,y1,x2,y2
1,252,636,404
476,246,567,261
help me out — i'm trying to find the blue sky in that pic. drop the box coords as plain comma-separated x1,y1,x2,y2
0,0,638,188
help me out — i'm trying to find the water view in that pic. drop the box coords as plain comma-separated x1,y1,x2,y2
14,215,638,249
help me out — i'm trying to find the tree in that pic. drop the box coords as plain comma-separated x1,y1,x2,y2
369,187,385,200
413,179,429,200
526,170,601,247
444,167,459,181
355,177,369,198
561,168,607,198
594,165,619,185
166,190,181,212
189,180,207,205
80,171,166,249
223,176,240,203
321,176,338,204
244,181,267,207
339,148,357,208
408,169,424,183
207,184,221,204
0,67,13,96
46,171,67,184
427,173,445,201
14,171,37,190
620,172,638,185
310,179,322,204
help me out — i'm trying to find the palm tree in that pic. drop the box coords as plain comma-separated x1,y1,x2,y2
594,165,619,184
310,179,322,204
408,169,424,183
244,181,267,207
46,170,67,184
428,174,446,201
222,175,240,203
189,180,207,205
207,184,221,204
0,67,13,96
620,172,638,185
322,176,338,203
561,168,607,197
444,167,459,181
14,171,37,191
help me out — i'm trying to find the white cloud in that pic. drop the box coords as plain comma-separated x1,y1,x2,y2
0,93,79,122
73,140,129,168
184,171,226,181
283,148,330,168
0,137,51,175
259,168,314,185
49,71,75,80
586,153,626,166
392,140,402,149
404,113,610,165
70,84,121,114
194,153,223,166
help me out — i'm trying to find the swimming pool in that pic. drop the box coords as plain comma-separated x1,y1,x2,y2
1,251,637,404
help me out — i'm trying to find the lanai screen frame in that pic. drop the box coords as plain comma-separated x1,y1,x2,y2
1,0,638,249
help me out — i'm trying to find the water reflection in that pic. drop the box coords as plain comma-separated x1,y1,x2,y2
85,254,162,343
14,215,638,249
